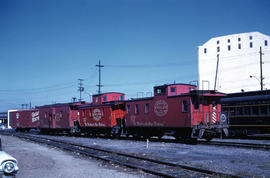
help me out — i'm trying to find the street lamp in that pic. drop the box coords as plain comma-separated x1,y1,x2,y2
250,75,264,90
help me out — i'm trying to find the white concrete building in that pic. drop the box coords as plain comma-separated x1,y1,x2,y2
198,32,270,93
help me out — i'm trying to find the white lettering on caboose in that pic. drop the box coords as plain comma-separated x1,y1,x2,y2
32,111,39,123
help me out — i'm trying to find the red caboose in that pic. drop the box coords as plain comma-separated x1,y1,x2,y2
36,102,86,133
77,92,126,136
125,84,228,140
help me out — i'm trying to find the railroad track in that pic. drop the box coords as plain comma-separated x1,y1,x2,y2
198,140,270,150
2,132,240,178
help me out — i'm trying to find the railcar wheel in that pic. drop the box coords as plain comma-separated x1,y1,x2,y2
157,134,163,140
133,133,142,140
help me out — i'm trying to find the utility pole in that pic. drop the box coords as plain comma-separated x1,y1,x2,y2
214,54,220,91
96,60,104,94
259,46,264,90
78,79,84,102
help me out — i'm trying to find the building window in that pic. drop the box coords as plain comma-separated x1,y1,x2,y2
182,100,188,112
249,36,252,40
127,105,130,114
265,40,268,46
228,45,231,51
135,104,139,114
227,39,230,43
238,37,241,41
103,96,107,102
204,48,207,54
96,97,98,103
217,46,220,52
170,87,176,93
250,42,253,48
217,40,219,44
238,44,241,49
145,103,149,113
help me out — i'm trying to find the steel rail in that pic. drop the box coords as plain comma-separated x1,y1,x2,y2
198,140,270,150
2,132,241,178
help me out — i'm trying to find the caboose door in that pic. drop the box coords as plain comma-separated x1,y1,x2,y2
49,108,56,129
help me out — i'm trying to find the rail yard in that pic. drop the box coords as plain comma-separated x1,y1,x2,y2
1,131,270,177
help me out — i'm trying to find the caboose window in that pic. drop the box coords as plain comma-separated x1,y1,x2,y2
103,96,107,102
96,97,99,103
170,87,176,93
89,109,92,117
193,100,199,110
120,96,123,101
145,103,149,113
135,104,139,114
127,104,130,114
156,88,165,95
182,100,188,112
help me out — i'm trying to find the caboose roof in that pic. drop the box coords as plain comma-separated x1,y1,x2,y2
92,92,125,96
153,83,196,88
78,101,125,109
36,101,88,108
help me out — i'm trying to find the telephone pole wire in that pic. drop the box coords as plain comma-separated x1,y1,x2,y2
78,79,84,101
96,60,104,94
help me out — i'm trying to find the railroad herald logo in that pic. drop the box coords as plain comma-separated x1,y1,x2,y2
32,111,39,123
154,100,168,117
93,109,102,121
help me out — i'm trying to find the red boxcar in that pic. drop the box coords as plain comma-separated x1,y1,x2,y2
77,92,126,136
125,84,228,140
11,109,40,131
11,102,86,133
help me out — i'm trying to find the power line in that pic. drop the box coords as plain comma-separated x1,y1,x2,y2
105,62,192,68
0,84,75,95
0,81,75,92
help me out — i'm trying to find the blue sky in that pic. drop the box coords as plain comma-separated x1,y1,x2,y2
0,0,270,111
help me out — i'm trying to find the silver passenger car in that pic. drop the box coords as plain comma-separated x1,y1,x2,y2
0,138,19,176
